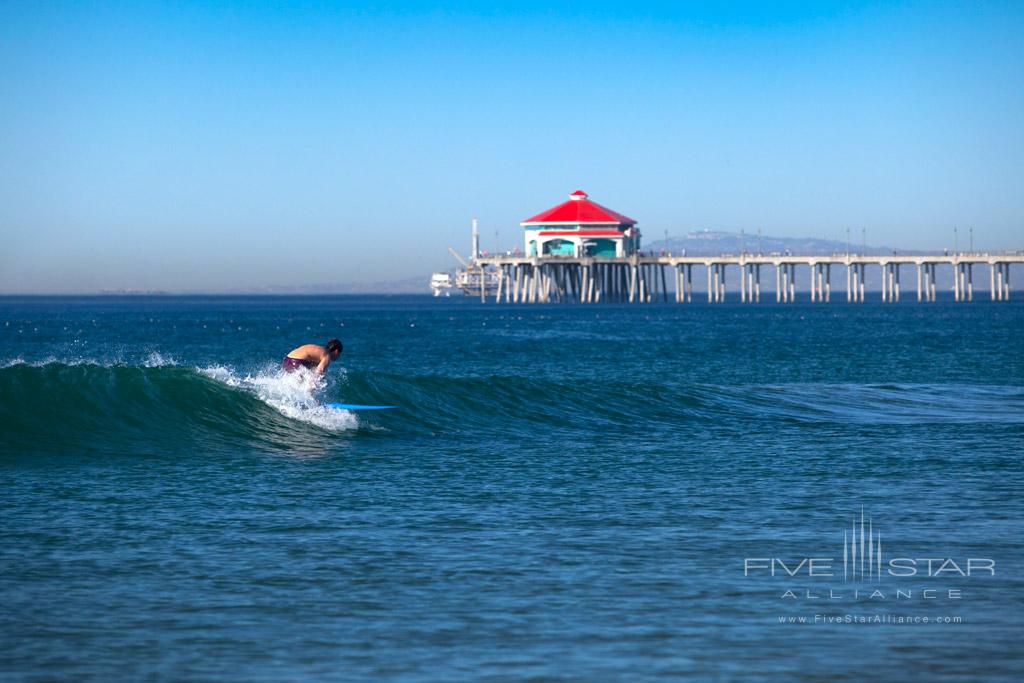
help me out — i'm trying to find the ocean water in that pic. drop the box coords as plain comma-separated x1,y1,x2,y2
1,295,1023,681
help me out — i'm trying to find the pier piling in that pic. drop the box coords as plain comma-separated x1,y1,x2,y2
470,254,1018,304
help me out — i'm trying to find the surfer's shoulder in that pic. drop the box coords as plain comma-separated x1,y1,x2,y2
286,343,321,360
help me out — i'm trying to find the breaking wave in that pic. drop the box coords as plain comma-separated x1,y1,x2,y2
2,359,1020,456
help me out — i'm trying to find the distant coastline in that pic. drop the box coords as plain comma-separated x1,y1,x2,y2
98,289,171,296
7,231,1018,297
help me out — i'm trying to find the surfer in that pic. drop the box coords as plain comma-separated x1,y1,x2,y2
283,339,343,375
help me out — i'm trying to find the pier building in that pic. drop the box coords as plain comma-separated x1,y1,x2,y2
522,190,639,258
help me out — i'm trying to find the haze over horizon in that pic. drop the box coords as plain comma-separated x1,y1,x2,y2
2,1,1022,294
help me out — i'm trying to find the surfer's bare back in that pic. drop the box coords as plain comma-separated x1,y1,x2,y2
282,339,342,375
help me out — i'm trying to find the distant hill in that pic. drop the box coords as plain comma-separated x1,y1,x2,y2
644,230,920,257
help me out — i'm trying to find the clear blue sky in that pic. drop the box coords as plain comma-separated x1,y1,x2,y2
1,1,1021,292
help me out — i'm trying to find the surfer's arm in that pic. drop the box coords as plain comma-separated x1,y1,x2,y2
315,355,331,375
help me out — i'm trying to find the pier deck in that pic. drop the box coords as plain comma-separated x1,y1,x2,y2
474,253,1023,303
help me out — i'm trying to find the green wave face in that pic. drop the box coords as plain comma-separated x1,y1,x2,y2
0,363,359,457
4,362,1022,459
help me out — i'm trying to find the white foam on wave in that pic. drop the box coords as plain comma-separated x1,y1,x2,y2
142,351,178,367
1,355,97,368
1,351,178,368
199,364,359,431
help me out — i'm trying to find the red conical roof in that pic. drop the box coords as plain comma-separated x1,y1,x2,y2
521,190,637,226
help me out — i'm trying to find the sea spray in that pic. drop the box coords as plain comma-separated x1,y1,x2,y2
199,364,358,431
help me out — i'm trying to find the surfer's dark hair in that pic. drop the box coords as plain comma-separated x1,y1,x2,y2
326,339,343,355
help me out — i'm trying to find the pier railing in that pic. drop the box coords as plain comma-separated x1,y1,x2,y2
473,253,1022,303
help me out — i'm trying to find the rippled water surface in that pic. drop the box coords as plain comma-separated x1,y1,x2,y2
2,295,1023,681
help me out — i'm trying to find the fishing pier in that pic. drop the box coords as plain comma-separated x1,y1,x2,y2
474,252,1021,304
443,190,1020,303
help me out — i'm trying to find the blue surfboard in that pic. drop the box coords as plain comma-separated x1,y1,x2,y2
325,402,397,411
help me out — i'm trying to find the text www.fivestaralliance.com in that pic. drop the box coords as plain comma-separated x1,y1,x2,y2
779,614,963,625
